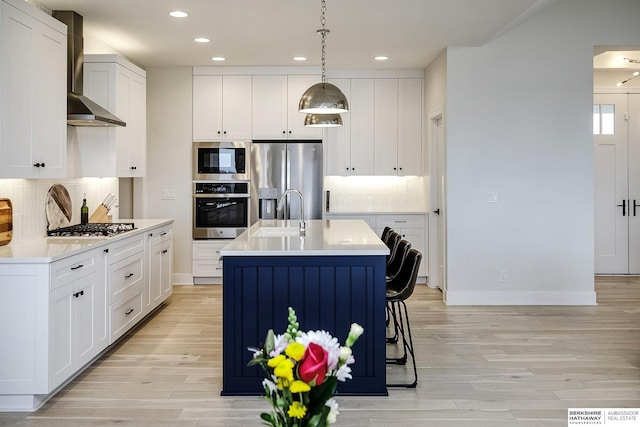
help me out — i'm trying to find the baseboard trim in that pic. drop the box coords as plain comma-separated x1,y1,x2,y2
172,273,194,286
442,290,597,305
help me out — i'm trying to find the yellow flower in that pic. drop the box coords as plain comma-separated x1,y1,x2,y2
288,401,307,419
267,354,286,368
290,380,311,393
273,358,294,382
285,342,306,361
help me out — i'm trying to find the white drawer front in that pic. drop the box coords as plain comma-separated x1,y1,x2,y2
110,252,144,303
50,250,97,289
110,289,144,343
193,241,227,260
376,214,426,229
193,259,223,277
149,225,173,245
108,234,144,264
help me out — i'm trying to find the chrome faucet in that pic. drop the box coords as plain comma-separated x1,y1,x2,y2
277,189,305,236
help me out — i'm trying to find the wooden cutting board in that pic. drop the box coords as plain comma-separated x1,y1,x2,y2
45,184,72,230
0,198,12,246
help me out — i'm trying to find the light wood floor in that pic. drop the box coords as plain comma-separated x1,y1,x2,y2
1,276,639,426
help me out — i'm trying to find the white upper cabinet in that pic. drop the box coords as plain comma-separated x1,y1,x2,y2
193,75,252,141
397,78,423,176
374,78,423,176
325,77,423,177
252,75,323,140
325,78,375,176
72,55,147,177
0,0,67,179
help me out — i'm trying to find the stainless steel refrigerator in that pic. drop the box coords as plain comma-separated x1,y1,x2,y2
250,140,323,225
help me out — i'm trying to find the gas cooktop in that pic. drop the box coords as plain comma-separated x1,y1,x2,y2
47,223,135,237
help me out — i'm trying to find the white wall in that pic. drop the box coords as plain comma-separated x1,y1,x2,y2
441,0,640,304
140,67,193,285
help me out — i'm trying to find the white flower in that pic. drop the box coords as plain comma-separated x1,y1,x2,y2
338,346,352,364
336,364,352,381
297,330,341,370
346,323,364,347
262,376,278,395
269,334,288,357
325,398,339,424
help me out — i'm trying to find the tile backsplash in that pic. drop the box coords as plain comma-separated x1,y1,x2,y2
0,177,119,241
324,175,429,213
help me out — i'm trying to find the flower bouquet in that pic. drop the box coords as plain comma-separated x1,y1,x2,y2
249,307,364,427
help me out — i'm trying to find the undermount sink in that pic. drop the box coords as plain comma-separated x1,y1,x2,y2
251,226,302,237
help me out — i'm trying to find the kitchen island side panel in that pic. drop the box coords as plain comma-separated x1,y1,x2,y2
221,255,387,396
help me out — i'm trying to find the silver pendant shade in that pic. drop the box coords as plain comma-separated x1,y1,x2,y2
299,0,348,127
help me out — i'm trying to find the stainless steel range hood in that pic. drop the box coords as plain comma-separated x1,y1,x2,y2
52,11,126,127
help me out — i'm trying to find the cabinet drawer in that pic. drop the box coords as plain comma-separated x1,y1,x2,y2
148,225,173,245
110,252,144,303
376,214,425,229
193,241,227,260
110,288,144,343
107,234,144,264
50,250,97,289
193,259,223,277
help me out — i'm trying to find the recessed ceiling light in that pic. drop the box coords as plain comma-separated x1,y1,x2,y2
293,56,307,61
169,10,188,18
211,57,226,62
375,56,389,61
194,37,211,43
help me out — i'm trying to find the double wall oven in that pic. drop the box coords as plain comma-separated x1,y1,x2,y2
193,141,251,239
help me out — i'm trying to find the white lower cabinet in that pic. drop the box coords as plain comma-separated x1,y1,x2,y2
325,213,429,277
192,240,227,284
147,225,173,313
0,221,173,411
49,249,107,392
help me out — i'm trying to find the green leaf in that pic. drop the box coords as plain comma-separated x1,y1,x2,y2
265,329,275,355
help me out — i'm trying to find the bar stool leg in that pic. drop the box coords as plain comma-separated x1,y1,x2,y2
386,299,417,388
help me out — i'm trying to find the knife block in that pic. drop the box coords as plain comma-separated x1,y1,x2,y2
89,205,109,223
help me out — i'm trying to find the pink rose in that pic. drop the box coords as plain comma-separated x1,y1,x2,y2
298,343,328,385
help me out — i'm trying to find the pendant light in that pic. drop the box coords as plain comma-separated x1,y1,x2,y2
299,0,348,127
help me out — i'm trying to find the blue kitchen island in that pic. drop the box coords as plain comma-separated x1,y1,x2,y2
220,219,389,396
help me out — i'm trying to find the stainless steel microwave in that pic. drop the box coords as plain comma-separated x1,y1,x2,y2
193,141,250,181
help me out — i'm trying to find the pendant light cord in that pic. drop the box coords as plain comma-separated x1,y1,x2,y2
319,0,327,83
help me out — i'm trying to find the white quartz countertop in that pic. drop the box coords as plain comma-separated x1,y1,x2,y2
220,219,389,256
0,219,173,263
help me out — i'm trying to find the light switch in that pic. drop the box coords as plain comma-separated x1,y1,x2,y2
162,189,176,200
487,191,498,203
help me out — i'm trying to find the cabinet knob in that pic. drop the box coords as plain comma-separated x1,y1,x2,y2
223,131,227,134
217,131,221,134
399,167,403,171
283,131,286,134
104,248,109,253
33,162,45,167
393,167,397,170
288,131,292,134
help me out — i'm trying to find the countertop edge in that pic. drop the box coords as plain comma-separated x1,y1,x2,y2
0,219,174,263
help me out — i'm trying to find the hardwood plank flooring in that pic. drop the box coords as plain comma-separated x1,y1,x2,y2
1,276,639,426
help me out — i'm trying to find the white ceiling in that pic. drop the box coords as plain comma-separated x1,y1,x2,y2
33,0,562,70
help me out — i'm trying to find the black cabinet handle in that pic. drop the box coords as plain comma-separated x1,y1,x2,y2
160,232,168,236
33,162,46,167
104,248,109,253
70,264,84,270
634,200,640,217
162,249,168,254
433,209,440,215
125,273,134,278
618,199,628,217
125,308,134,315
73,290,84,298
130,166,137,170
149,233,153,237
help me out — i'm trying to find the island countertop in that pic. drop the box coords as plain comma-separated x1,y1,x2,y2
220,219,389,257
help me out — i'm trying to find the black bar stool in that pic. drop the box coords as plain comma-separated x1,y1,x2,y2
386,248,421,388
385,239,411,344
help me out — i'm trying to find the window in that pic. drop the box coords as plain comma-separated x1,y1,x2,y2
593,104,615,135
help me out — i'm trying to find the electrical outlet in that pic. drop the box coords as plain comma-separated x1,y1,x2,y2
161,189,176,200
499,270,507,282
487,191,498,203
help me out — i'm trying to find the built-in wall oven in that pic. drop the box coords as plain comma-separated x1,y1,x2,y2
192,181,250,239
193,141,250,181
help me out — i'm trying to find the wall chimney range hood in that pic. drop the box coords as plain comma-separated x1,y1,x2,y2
52,11,126,127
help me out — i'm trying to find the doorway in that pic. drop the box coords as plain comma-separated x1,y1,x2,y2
429,108,446,294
